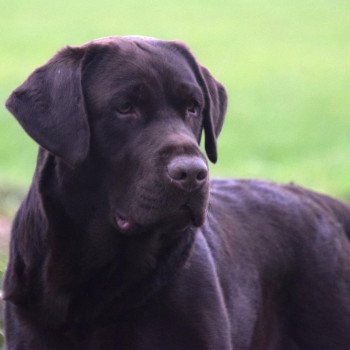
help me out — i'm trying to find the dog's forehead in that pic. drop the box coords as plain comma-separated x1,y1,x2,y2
84,36,198,88
86,36,185,66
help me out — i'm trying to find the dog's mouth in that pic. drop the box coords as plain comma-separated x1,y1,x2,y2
115,211,136,232
158,203,201,231
114,202,205,234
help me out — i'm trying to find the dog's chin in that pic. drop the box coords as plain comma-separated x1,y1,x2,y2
114,202,207,235
157,204,206,231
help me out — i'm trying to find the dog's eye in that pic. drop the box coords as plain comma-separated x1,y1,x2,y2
186,100,199,117
116,102,134,114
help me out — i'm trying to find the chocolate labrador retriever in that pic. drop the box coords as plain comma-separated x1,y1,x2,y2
4,36,350,349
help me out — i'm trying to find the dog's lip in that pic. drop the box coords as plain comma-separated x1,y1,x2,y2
114,201,204,232
171,204,194,230
115,210,135,232
184,203,205,227
168,203,203,230
181,204,198,226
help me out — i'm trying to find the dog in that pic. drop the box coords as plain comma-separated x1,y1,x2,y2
4,36,350,349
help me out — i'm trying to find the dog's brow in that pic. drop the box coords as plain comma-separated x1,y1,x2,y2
175,83,204,104
114,82,151,99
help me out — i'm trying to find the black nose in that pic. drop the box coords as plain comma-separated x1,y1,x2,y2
167,156,208,191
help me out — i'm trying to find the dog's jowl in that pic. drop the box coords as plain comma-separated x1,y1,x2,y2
4,36,350,349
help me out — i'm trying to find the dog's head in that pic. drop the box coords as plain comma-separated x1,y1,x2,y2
6,37,227,233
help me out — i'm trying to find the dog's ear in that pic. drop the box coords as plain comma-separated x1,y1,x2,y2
6,47,90,167
162,41,228,163
199,66,227,163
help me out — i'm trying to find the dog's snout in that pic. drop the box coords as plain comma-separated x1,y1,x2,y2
167,156,208,191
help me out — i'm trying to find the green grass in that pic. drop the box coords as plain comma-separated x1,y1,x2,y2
1,0,350,203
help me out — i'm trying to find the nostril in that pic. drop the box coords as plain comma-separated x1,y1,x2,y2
179,171,187,180
197,169,207,181
168,166,188,181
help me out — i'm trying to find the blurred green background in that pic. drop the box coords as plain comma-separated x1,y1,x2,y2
1,0,350,218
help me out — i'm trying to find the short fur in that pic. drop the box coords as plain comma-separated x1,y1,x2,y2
4,36,350,349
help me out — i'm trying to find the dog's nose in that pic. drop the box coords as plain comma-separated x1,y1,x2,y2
167,156,208,191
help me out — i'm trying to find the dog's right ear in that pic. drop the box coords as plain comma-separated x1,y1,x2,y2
6,46,90,167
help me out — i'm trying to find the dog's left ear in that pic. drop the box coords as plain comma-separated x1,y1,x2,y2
162,41,228,163
199,66,228,163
